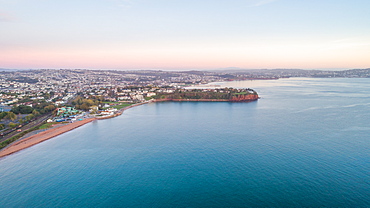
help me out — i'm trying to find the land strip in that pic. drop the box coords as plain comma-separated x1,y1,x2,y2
0,88,259,158
0,118,96,158
0,103,146,158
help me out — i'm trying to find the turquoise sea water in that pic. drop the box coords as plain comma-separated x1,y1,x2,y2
1,78,370,207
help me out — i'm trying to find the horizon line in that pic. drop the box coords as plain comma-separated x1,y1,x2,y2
1,67,368,72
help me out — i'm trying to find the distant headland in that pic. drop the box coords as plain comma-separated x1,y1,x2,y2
0,87,258,158
153,88,259,102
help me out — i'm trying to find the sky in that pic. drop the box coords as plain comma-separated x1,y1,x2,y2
1,0,370,70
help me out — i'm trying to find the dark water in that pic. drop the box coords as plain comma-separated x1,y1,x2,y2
1,78,370,207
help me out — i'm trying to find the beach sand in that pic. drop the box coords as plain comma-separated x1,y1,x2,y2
0,118,96,158
0,102,148,158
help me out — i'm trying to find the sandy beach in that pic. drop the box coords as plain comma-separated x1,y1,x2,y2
0,102,147,158
0,118,96,158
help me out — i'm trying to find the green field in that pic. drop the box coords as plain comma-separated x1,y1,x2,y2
234,92,248,95
103,102,133,110
38,122,62,130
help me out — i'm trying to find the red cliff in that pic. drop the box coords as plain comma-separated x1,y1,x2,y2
229,94,259,102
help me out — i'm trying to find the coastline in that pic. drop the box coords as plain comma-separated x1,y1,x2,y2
0,97,258,158
0,102,148,158
96,102,148,120
152,94,259,102
0,118,96,158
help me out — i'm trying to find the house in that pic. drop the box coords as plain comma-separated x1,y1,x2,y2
89,106,99,113
57,107,79,117
0,105,11,112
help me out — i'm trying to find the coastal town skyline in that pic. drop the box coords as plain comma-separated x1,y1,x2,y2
2,71,370,206
1,0,370,70
2,67,369,156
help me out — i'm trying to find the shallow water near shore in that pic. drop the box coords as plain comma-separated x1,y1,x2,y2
1,78,370,207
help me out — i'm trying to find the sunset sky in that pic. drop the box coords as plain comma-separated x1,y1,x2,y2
1,0,369,70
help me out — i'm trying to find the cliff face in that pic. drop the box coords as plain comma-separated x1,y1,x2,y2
154,99,230,102
229,94,259,102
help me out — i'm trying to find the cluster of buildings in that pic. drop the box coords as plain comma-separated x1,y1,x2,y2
1,68,369,110
1,67,366,135
0,69,228,108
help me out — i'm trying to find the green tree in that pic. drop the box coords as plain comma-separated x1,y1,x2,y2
25,114,34,121
44,104,56,112
79,103,89,111
0,112,7,120
8,122,17,128
32,110,40,116
11,105,34,114
5,112,16,121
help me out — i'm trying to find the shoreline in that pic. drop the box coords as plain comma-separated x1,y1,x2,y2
0,102,148,158
0,118,96,158
96,102,148,120
0,97,258,158
152,97,259,103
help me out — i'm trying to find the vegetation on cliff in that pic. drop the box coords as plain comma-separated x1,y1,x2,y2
154,88,258,101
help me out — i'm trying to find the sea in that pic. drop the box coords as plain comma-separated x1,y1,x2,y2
1,78,370,207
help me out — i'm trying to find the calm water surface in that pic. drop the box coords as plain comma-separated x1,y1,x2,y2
1,78,370,207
